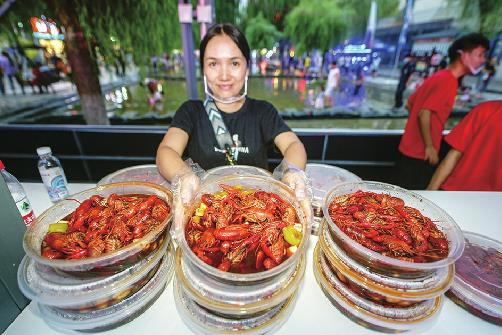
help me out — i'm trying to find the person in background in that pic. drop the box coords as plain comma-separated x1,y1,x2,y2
314,84,325,109
394,54,415,109
0,51,25,94
427,100,502,191
325,61,340,107
146,79,163,107
396,33,489,189
156,23,308,208
0,60,5,95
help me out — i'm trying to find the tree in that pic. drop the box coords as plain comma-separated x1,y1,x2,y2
2,0,181,125
284,0,350,54
44,0,108,125
215,0,241,25
243,0,300,32
452,0,502,38
245,12,283,50
339,0,399,37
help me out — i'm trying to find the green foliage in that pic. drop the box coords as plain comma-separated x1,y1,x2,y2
245,12,282,50
75,0,181,67
215,0,240,24
283,0,399,54
453,0,502,37
284,0,350,54
337,0,399,36
243,0,300,32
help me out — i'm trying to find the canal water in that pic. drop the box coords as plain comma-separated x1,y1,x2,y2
13,77,464,130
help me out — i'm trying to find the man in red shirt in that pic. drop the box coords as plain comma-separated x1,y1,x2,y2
396,33,489,189
427,101,502,191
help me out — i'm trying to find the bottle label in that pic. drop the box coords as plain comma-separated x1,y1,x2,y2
39,167,69,200
16,197,35,226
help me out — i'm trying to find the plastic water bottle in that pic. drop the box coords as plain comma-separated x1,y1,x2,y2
0,160,36,226
37,146,69,202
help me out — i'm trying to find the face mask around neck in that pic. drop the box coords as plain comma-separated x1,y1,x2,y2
204,75,248,104
459,50,484,75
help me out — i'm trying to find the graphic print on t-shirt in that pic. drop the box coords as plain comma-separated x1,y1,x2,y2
213,134,249,161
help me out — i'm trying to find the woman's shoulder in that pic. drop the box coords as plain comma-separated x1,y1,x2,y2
246,97,277,114
178,99,205,112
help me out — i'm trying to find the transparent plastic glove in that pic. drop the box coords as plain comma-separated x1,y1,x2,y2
171,160,204,241
273,161,313,228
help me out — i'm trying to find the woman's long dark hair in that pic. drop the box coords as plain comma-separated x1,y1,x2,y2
199,23,250,72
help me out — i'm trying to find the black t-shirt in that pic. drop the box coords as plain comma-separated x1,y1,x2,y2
170,97,291,170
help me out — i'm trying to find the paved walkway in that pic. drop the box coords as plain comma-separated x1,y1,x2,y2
0,67,139,119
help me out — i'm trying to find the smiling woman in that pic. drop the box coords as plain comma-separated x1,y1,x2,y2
155,23,308,209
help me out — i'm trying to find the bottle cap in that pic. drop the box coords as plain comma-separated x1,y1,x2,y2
36,147,52,156
0,160,4,170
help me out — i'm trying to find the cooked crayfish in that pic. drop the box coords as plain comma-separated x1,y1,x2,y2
41,193,170,260
185,184,303,273
328,190,448,263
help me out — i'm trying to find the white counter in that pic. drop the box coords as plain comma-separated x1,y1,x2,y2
5,183,502,335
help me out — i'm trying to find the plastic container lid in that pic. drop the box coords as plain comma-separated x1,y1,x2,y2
174,278,298,335
18,237,170,309
305,164,361,235
313,243,443,332
202,165,272,183
319,221,454,300
98,164,171,189
176,247,305,316
38,246,175,332
37,146,52,156
447,231,502,325
322,181,465,277
306,163,361,204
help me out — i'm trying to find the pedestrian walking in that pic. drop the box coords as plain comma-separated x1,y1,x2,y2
394,54,415,109
325,61,340,107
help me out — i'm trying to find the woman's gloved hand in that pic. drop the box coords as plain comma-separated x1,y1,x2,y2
172,166,202,241
273,161,313,225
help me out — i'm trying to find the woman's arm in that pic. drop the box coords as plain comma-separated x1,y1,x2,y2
274,131,307,169
156,127,190,181
427,149,463,190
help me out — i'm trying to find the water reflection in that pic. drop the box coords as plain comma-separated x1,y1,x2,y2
12,77,464,130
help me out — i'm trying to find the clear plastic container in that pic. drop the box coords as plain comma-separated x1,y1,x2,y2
23,182,173,276
98,164,171,189
175,247,305,316
38,247,174,332
174,279,298,335
446,231,502,325
323,181,465,278
313,243,443,332
305,163,361,234
202,165,272,183
18,237,171,312
179,175,310,283
319,221,454,301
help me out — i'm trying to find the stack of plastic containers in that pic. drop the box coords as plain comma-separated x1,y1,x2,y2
305,163,361,235
314,181,465,332
18,182,175,332
446,231,502,325
174,175,310,334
